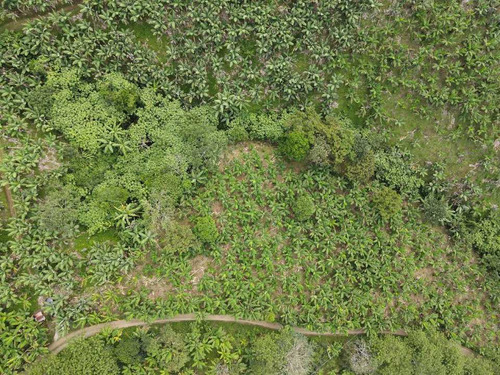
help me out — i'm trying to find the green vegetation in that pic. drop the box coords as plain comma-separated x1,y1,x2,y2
280,131,311,161
26,323,499,375
0,0,499,373
193,216,219,245
177,144,497,344
372,187,402,223
293,193,316,222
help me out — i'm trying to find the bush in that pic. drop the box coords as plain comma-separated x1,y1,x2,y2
230,113,284,142
250,333,283,375
193,216,218,244
308,136,331,166
79,201,113,235
48,73,125,153
36,183,81,238
405,331,463,375
93,183,130,208
372,187,402,222
422,193,453,225
293,194,315,221
114,337,141,365
369,335,413,375
246,113,284,142
161,221,200,255
470,213,500,277
27,336,119,375
368,331,494,375
319,116,355,166
98,73,139,114
226,121,250,143
280,131,310,161
279,109,358,167
143,326,189,373
344,151,375,184
374,148,425,197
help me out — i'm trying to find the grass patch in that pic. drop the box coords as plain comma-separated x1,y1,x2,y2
380,94,500,205
123,22,169,61
73,229,120,251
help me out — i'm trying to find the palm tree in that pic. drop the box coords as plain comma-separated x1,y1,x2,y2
114,203,141,229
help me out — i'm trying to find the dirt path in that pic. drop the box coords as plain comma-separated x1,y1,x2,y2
2,182,16,217
48,314,475,356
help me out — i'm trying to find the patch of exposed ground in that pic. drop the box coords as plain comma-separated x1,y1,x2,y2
218,141,275,171
38,147,61,171
414,267,435,282
189,255,213,289
212,201,224,216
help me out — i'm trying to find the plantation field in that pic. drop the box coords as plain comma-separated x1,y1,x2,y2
1,0,499,373
98,143,497,347
108,7,500,204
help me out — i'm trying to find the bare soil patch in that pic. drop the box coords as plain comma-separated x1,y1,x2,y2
189,255,212,288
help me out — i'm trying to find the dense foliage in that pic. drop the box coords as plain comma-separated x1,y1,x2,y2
26,323,499,375
0,0,499,372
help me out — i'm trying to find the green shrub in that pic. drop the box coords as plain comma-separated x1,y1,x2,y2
93,183,130,208
98,73,139,114
308,136,331,166
372,187,402,222
422,193,453,225
44,71,126,154
145,173,184,202
405,331,464,375
470,213,500,277
36,183,81,238
293,194,315,221
226,121,250,143
114,337,141,365
193,216,218,244
464,353,500,375
282,110,357,168
143,326,189,373
374,148,425,197
280,131,310,161
161,221,199,255
369,335,413,375
246,113,284,142
319,116,355,166
79,201,113,235
229,113,284,143
27,336,119,375
344,151,376,184
370,331,476,375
